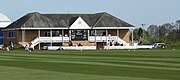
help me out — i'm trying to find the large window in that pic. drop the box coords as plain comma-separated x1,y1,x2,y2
8,31,15,38
90,30,106,36
52,30,60,36
71,30,88,40
44,30,61,37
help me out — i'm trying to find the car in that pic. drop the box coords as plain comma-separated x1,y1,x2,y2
153,43,166,48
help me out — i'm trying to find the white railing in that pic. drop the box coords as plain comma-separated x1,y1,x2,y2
30,36,70,48
47,46,96,50
39,37,69,43
30,37,39,48
104,45,153,50
89,36,107,42
89,36,129,46
30,36,128,49
113,36,129,46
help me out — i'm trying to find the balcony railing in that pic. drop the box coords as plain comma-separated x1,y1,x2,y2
89,36,129,46
34,37,70,43
89,36,107,42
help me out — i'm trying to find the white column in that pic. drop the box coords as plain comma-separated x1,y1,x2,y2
22,30,24,42
62,29,64,45
117,29,119,37
22,29,25,43
38,30,40,50
95,29,97,43
131,29,134,44
50,29,52,46
69,30,71,41
106,29,108,42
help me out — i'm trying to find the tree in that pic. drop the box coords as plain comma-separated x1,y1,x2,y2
138,28,143,44
147,25,158,36
132,28,139,41
176,20,180,28
147,25,158,43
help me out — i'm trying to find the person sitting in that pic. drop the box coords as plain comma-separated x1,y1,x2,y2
59,34,62,37
78,43,82,46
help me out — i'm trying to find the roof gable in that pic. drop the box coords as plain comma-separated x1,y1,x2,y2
5,13,35,29
24,13,57,28
69,17,90,29
94,13,134,27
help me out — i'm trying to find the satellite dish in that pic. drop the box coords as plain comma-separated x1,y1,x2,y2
0,13,11,28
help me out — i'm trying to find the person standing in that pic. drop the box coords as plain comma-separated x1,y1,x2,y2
107,40,110,50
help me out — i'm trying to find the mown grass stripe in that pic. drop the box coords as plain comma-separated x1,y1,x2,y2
0,50,180,80
0,56,180,71
0,59,179,80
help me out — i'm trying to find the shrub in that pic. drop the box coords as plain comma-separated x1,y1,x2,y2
13,44,23,50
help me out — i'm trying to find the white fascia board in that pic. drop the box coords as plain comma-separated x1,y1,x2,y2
93,27,135,29
69,17,91,29
2,28,20,31
3,27,68,31
20,27,68,30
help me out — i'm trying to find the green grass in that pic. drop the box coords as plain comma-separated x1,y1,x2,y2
0,49,180,80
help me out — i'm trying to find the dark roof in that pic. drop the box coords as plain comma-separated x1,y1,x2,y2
5,12,134,29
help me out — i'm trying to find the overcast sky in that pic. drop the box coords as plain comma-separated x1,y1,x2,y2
0,0,180,28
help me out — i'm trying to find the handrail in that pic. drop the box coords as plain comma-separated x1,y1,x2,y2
29,36,70,48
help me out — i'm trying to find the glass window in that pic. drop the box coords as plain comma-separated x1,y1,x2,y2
90,30,106,36
71,30,88,40
45,30,62,37
45,32,50,37
97,30,106,36
90,30,95,36
52,30,60,36
0,29,3,36
8,31,15,38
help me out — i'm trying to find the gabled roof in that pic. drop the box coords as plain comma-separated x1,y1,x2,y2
93,12,134,27
4,12,134,30
69,17,90,29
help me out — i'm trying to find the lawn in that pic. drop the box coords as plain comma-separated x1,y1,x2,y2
0,49,180,80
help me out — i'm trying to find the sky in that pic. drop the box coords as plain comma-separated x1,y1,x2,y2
0,0,180,28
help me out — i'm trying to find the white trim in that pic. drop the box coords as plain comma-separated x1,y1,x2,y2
20,27,68,30
3,27,135,31
93,27,135,29
38,30,41,50
2,28,20,31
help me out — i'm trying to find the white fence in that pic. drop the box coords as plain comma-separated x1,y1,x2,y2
89,36,129,46
47,46,96,50
104,45,154,49
39,37,69,43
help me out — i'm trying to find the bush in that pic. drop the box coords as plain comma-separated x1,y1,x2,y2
13,44,23,50
166,41,180,49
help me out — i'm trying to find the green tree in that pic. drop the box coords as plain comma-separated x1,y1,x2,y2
138,28,143,44
147,25,158,43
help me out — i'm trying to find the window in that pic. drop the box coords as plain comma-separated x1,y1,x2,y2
8,31,15,38
90,30,106,36
71,30,88,40
44,30,61,37
45,32,50,37
52,30,60,36
0,29,3,36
